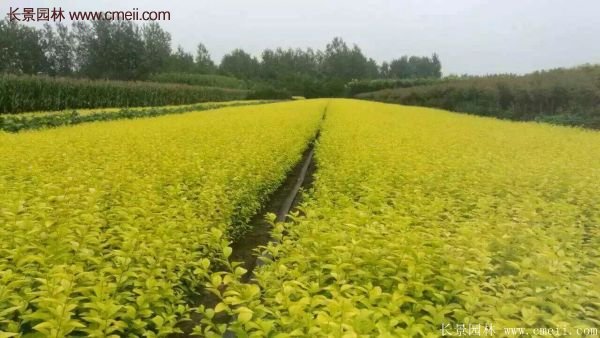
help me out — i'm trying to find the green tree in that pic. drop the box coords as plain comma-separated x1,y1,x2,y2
0,20,47,74
388,54,443,79
166,46,195,73
74,21,146,80
41,23,74,76
365,58,379,79
142,23,171,76
258,47,320,95
219,49,259,79
321,37,370,81
380,61,391,78
195,43,216,73
431,53,442,78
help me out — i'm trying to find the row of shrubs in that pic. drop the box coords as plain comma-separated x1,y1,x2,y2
345,78,444,96
0,75,254,114
0,101,275,132
357,65,600,129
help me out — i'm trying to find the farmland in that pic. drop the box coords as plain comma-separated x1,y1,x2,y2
0,100,275,133
199,100,600,336
2,0,599,336
1,99,599,337
0,75,250,114
0,101,324,336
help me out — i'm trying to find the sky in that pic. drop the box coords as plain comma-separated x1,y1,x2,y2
7,0,600,75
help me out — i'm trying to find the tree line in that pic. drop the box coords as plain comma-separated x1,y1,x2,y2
0,20,441,97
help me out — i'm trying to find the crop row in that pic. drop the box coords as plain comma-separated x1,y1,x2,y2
0,100,276,133
0,75,250,114
0,100,325,336
345,78,443,96
208,99,600,337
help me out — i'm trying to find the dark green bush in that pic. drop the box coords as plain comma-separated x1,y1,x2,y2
358,65,600,129
345,78,444,96
247,85,291,100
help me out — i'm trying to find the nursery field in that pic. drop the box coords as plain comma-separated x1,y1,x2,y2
0,100,325,336
1,99,599,337
208,100,600,336
0,100,275,133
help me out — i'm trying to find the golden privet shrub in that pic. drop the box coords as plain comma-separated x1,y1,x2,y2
213,99,600,337
0,100,326,336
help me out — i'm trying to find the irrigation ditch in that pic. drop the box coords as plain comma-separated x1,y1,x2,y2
229,140,316,283
173,107,326,337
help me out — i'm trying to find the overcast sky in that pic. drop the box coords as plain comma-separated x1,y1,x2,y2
9,0,600,75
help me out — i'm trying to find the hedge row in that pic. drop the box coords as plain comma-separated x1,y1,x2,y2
357,65,600,129
345,78,443,96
